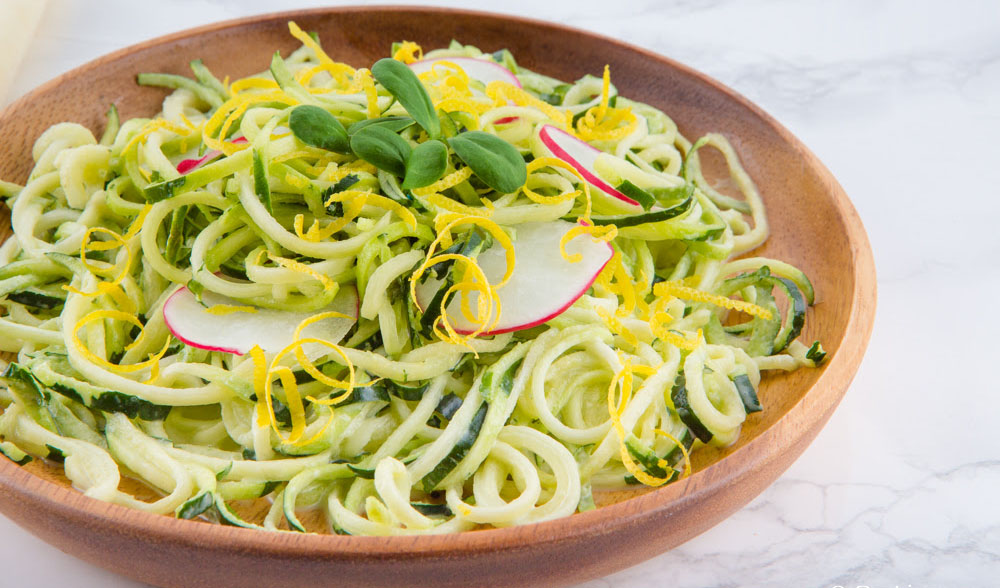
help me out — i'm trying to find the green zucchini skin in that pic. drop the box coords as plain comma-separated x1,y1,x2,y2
177,492,215,520
806,341,827,364
704,267,808,356
29,359,171,421
623,429,696,485
346,464,376,479
6,289,65,309
214,495,265,529
624,439,678,486
585,190,694,229
411,502,452,517
385,380,429,401
1,364,58,432
670,373,713,444
769,276,806,353
417,229,492,337
420,402,489,492
733,373,762,413
434,393,464,421
0,442,33,466
332,383,391,407
45,444,66,463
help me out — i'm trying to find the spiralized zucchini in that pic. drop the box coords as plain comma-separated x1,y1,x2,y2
0,25,827,533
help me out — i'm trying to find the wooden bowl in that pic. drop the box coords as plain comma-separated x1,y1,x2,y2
0,7,876,588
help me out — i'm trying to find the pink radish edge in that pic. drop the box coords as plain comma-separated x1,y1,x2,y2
409,56,522,126
163,287,244,355
163,284,361,356
176,136,248,175
425,223,615,337
454,248,613,337
537,125,639,207
408,56,521,88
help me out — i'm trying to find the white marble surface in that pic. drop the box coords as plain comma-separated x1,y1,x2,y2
2,0,999,586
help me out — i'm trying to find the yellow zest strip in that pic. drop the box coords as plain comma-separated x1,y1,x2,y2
575,107,639,142
299,62,356,89
606,359,673,487
426,193,492,217
427,254,498,346
485,81,569,127
322,188,373,208
178,113,198,132
436,97,491,116
341,159,378,173
251,345,270,427
123,119,195,155
216,102,254,155
653,281,773,320
570,64,639,142
410,213,513,348
71,310,170,380
654,429,692,479
123,205,152,241
392,41,423,64
425,215,514,286
64,281,136,315
80,227,126,275
320,161,377,183
418,61,474,107
254,330,356,446
558,223,617,264
278,337,355,406
654,326,703,352
205,304,258,315
230,78,280,93
296,65,326,86
293,189,368,241
343,191,418,230
634,270,652,320
412,167,474,197
288,21,336,68
273,150,321,164
522,157,582,205
266,252,337,291
594,252,637,318
596,306,638,348
598,65,611,120
527,155,594,222
454,261,493,324
202,91,297,153
297,404,338,447
276,365,307,441
355,69,379,118
290,337,356,398
421,61,470,87
284,173,310,190
65,206,151,312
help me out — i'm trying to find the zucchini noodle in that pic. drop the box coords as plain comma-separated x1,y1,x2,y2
0,28,827,534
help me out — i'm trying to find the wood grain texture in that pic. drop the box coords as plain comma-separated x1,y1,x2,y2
0,7,876,588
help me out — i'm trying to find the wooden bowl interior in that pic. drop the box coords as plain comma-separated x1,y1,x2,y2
0,7,873,587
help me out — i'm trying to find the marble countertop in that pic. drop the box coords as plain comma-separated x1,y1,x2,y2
3,1,998,586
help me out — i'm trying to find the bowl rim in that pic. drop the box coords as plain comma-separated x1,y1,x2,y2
0,4,876,560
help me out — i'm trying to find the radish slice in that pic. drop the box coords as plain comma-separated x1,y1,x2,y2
415,221,613,335
411,57,523,126
163,285,358,355
176,137,248,174
408,56,521,88
535,124,639,208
